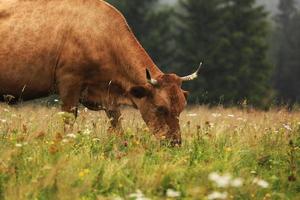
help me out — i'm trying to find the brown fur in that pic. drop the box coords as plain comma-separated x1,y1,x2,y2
0,0,188,145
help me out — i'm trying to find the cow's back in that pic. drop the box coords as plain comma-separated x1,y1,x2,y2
0,0,120,100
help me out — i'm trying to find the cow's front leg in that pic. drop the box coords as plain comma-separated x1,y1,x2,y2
58,78,81,118
57,77,81,134
105,108,123,134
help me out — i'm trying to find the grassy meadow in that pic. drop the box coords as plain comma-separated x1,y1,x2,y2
0,103,300,200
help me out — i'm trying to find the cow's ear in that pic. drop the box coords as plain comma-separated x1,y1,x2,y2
129,86,151,99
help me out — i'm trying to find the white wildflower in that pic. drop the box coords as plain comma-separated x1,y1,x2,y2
15,143,23,148
187,113,197,117
209,172,220,181
66,133,77,138
42,165,52,170
84,108,88,112
0,119,7,123
207,191,228,200
135,197,150,200
93,138,101,142
253,178,269,188
129,190,150,200
129,190,144,198
283,124,292,131
166,189,181,198
113,197,123,200
54,99,59,102
27,157,33,161
212,113,222,118
237,117,246,122
228,114,235,118
231,178,244,187
62,139,69,143
208,172,232,188
83,129,92,135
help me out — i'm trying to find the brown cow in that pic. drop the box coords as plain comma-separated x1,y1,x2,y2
0,0,201,145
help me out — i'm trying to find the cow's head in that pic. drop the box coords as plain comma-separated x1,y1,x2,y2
129,63,202,146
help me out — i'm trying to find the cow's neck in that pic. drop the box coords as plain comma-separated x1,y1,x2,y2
113,26,163,88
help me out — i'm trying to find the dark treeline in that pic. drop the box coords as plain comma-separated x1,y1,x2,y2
273,0,300,108
107,0,300,109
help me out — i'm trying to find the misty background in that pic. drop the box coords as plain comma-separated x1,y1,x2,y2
161,0,300,13
106,0,300,109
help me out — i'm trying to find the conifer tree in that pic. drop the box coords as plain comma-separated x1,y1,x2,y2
274,0,300,106
175,0,228,104
106,0,175,69
177,0,273,107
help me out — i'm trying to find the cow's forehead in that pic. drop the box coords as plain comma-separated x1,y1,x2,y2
157,74,181,85
154,77,186,114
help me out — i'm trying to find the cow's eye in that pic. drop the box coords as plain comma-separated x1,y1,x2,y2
157,106,169,115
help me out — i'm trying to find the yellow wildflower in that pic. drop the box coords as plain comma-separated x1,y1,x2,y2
225,147,232,152
79,168,90,178
78,171,85,178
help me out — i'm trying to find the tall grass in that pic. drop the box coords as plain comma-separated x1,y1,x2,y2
0,104,299,199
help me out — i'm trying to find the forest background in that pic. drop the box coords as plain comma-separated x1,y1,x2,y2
106,0,300,109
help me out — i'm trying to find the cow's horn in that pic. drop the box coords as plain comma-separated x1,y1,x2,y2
146,69,158,85
181,62,203,82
